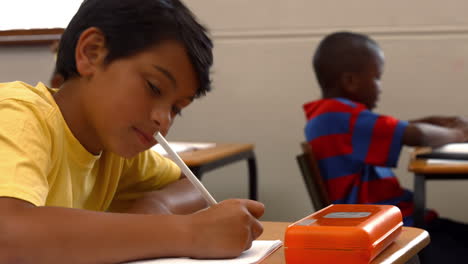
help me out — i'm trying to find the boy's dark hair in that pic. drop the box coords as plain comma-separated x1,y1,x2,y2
56,0,213,97
313,31,379,93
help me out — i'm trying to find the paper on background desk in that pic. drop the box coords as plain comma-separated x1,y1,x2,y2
151,142,216,156
427,159,468,164
415,143,468,160
432,143,468,154
125,240,282,264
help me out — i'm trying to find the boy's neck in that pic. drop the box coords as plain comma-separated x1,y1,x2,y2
322,88,348,100
53,79,103,155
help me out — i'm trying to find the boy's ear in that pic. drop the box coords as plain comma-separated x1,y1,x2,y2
75,27,108,78
340,72,359,95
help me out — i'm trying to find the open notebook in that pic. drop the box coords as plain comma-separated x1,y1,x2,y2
416,143,468,160
125,240,282,264
151,142,216,156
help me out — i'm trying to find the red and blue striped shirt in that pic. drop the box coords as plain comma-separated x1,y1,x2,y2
303,98,418,226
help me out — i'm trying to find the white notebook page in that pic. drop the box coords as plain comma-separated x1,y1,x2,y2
125,240,283,264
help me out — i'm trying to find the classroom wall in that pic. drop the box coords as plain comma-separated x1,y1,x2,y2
1,0,468,222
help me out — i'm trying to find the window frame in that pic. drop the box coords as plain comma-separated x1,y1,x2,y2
0,28,63,46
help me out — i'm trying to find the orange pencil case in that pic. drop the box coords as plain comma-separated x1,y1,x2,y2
284,204,403,264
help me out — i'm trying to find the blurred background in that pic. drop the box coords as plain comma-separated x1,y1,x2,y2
1,0,468,222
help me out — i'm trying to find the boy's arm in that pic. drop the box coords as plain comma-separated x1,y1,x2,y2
409,116,468,128
403,121,468,147
113,176,208,215
0,197,264,264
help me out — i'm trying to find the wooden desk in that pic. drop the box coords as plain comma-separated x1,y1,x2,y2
259,221,430,264
177,143,258,200
408,157,468,227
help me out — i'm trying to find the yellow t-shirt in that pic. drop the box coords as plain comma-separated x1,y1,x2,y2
0,81,181,211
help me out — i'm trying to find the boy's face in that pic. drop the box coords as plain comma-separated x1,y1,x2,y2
348,49,384,110
82,40,197,158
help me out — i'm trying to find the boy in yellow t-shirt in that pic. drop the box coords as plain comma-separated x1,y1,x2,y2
0,0,264,263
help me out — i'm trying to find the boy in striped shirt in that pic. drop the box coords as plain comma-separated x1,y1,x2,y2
304,31,468,262
304,31,468,226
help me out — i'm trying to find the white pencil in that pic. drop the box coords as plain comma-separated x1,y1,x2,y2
154,132,217,206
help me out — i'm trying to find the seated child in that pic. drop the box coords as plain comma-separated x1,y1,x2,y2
0,0,264,263
303,31,468,263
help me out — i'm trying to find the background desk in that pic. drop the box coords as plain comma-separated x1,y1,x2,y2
177,143,258,200
408,157,468,227
259,221,429,264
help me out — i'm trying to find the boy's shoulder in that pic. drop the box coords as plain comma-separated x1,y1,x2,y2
0,81,57,114
303,97,367,118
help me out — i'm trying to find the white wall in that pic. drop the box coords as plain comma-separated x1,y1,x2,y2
1,0,468,222
0,46,55,84
178,0,468,222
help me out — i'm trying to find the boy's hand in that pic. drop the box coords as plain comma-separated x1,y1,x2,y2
187,199,264,259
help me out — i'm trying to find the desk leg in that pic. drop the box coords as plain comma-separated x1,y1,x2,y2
414,174,426,227
247,155,258,201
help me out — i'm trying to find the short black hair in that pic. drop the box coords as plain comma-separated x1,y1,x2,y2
313,31,380,93
56,0,213,97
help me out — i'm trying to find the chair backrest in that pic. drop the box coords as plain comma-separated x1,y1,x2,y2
296,142,331,210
